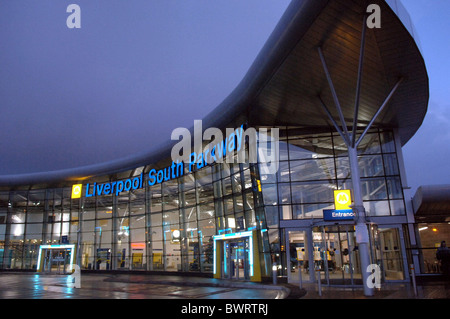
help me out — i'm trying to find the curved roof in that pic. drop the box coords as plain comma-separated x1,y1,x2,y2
413,185,450,223
0,0,428,188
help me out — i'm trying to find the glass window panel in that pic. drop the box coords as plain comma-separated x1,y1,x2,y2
198,218,216,238
198,183,214,204
164,240,181,272
25,223,42,235
163,210,180,225
82,220,95,234
358,155,384,177
198,203,215,220
11,212,26,223
277,141,289,161
181,174,196,190
82,207,96,221
184,206,198,223
241,168,252,189
97,195,114,219
264,206,279,228
27,190,46,208
235,212,246,231
380,131,395,153
222,177,232,195
150,213,162,227
150,195,162,213
97,218,112,234
196,167,212,187
289,158,336,181
162,193,179,211
216,215,226,233
151,240,164,270
364,200,390,216
260,165,277,184
288,134,333,160
130,189,145,215
221,163,231,178
213,180,222,198
290,181,334,204
62,211,70,222
277,161,290,182
10,224,25,238
335,157,350,179
357,132,381,154
293,203,333,219
387,177,403,199
213,200,223,220
231,173,242,193
280,205,292,220
243,191,254,211
150,184,162,212
150,227,163,243
383,154,400,176
333,134,349,157
390,200,405,216
361,178,388,200
131,227,146,243
182,188,196,207
278,183,291,205
130,214,145,229
52,223,63,240
234,195,243,212
224,197,234,215
211,164,221,182
268,229,280,253
26,206,44,223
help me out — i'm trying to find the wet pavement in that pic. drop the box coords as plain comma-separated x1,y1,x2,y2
0,271,449,300
0,272,288,299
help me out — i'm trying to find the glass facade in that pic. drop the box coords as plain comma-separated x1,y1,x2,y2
0,127,409,282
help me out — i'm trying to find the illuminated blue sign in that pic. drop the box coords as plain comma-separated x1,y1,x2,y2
84,125,244,198
86,173,144,197
323,209,355,221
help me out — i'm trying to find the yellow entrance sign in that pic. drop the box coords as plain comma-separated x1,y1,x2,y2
71,184,82,199
334,189,352,210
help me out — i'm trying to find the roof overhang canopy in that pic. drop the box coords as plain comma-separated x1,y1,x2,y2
413,185,450,223
205,0,428,145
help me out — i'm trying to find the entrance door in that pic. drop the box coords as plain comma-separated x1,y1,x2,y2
213,230,260,281
224,238,250,280
287,226,362,285
37,244,76,274
287,230,310,284
42,248,72,274
312,225,361,285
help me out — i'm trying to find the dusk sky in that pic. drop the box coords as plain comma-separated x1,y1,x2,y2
0,0,448,195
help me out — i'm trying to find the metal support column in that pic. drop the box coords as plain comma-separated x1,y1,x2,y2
348,145,373,296
316,13,403,296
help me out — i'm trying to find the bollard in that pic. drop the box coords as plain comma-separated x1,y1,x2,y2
272,263,277,285
298,260,303,289
410,264,417,297
316,269,322,297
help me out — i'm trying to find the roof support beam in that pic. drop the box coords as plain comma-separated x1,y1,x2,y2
317,46,350,140
351,15,368,148
318,95,350,146
355,77,403,147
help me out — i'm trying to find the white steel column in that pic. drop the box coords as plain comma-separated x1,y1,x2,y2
316,13,403,296
348,145,373,296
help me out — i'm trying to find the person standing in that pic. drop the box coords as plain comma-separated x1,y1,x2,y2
436,241,450,278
